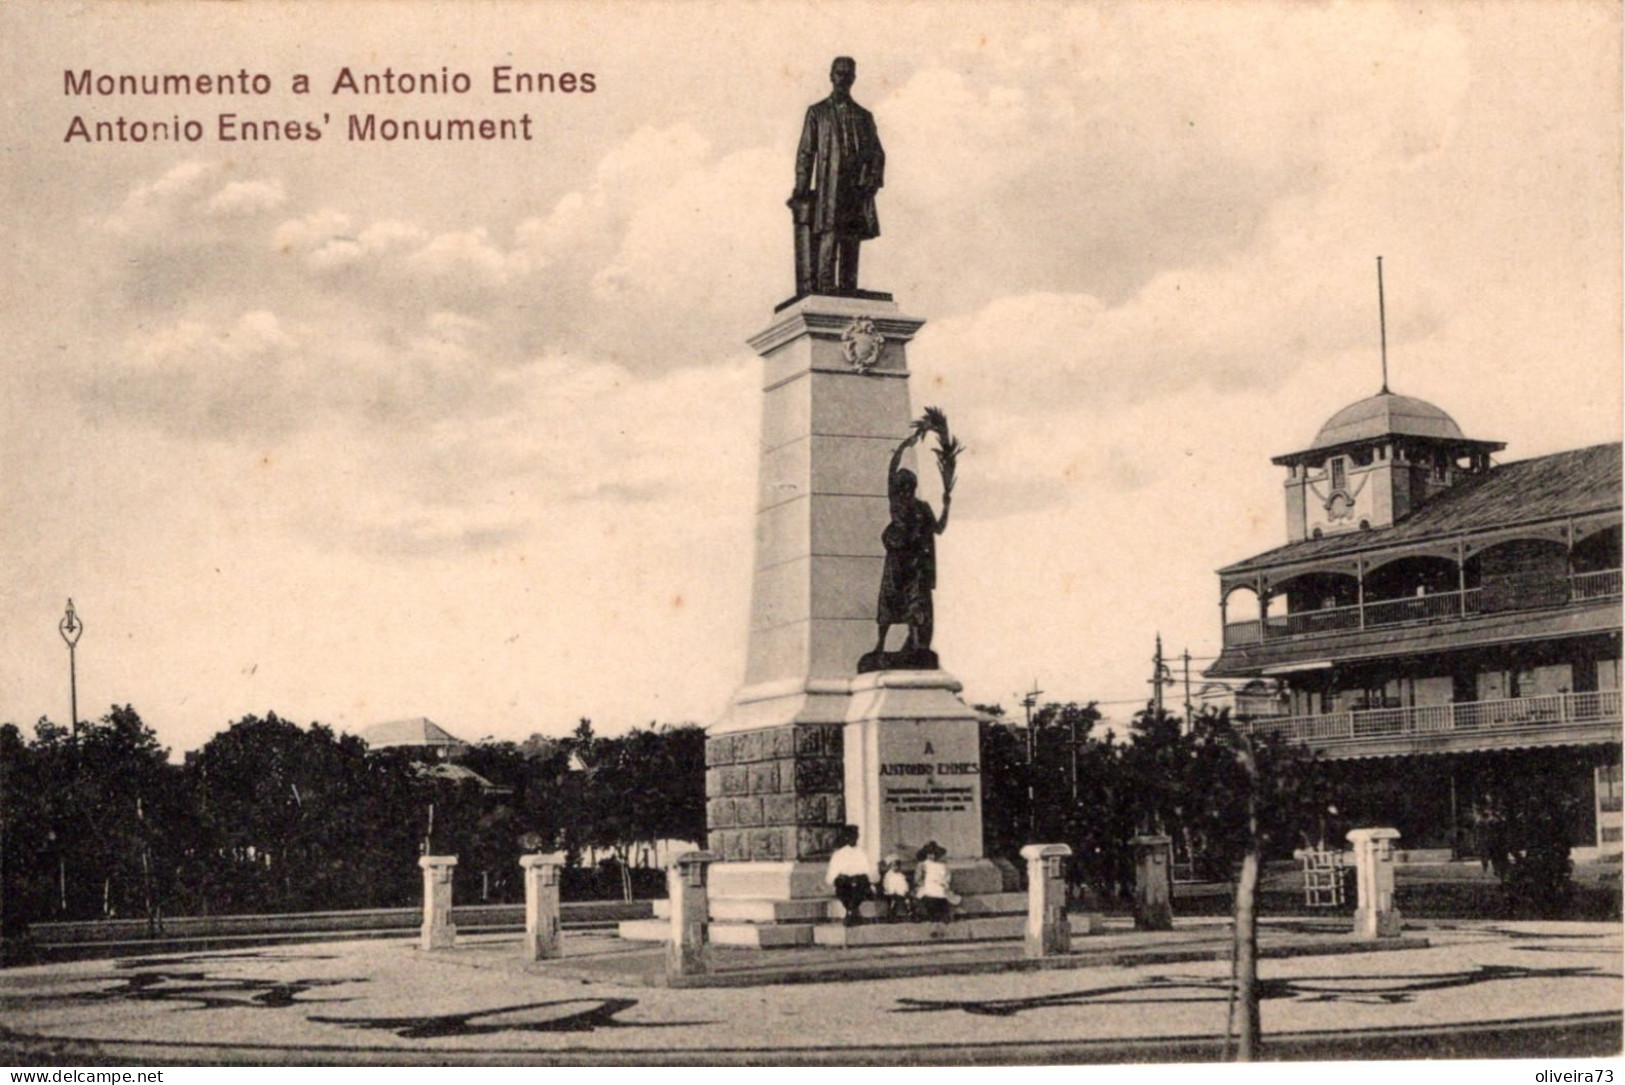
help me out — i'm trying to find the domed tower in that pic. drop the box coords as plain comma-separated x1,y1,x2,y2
1273,390,1505,542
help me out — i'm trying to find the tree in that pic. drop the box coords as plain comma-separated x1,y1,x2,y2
571,723,706,899
1181,710,1319,1061
187,713,426,913
977,715,1028,866
1472,748,1585,917
16,708,174,925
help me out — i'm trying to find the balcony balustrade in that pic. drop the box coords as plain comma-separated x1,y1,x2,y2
1572,568,1622,601
1221,570,1619,649
1243,689,1621,750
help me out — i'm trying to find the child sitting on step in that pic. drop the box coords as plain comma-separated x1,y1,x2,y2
878,853,912,922
913,841,960,923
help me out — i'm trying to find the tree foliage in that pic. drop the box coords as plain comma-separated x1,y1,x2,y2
980,702,1320,901
1472,748,1583,917
1,707,709,933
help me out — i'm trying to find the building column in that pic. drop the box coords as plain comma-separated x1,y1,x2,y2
1256,576,1266,629
1356,558,1366,630
1456,538,1468,615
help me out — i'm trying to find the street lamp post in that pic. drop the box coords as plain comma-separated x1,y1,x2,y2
1020,682,1043,841
58,600,83,736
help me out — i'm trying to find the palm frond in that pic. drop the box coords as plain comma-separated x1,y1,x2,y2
915,406,963,496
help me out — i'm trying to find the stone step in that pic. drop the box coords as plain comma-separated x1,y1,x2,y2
812,912,1097,948
650,891,1032,924
616,917,816,947
621,910,1098,949
617,918,669,942
841,892,1029,921
650,897,831,923
710,922,815,948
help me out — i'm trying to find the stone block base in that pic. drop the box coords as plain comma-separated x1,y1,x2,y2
707,724,846,863
707,861,834,902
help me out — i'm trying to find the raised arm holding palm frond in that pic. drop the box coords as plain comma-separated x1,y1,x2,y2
863,407,964,672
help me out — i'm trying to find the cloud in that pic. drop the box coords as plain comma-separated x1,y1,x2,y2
871,4,1470,311
207,180,287,217
280,352,758,557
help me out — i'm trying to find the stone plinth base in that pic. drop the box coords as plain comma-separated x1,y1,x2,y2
844,671,985,867
856,648,937,674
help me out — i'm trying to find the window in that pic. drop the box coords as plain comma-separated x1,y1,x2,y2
1598,763,1622,814
1330,457,1347,491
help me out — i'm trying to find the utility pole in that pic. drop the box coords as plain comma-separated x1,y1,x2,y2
1020,681,1043,841
59,600,83,736
1069,710,1079,809
1150,634,1169,719
1182,648,1194,732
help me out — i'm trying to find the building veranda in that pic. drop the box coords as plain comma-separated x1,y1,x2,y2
1207,389,1622,857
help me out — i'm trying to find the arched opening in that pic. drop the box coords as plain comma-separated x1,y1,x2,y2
1273,570,1361,637
1572,525,1622,601
1466,537,1570,613
1220,584,1263,646
1362,554,1463,626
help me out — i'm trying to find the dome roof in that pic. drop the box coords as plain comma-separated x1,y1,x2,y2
1310,391,1465,450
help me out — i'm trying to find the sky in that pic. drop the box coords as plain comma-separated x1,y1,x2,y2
1,0,1619,758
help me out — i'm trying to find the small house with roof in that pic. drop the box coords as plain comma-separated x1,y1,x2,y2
356,717,510,795
358,717,470,761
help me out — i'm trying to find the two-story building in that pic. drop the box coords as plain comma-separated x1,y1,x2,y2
1206,389,1622,856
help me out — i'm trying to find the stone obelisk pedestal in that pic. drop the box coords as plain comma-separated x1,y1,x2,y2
706,294,1003,905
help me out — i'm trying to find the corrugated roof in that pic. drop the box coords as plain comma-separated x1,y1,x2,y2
1220,443,1622,576
359,717,467,749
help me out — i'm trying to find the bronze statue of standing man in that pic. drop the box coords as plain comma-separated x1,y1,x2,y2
791,56,885,297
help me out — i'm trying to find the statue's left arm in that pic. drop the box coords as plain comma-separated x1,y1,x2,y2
864,112,885,193
935,492,951,535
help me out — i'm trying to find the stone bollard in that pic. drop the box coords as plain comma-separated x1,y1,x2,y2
1130,834,1174,931
1020,843,1073,958
418,855,458,951
1347,827,1402,938
520,853,567,960
666,850,721,979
